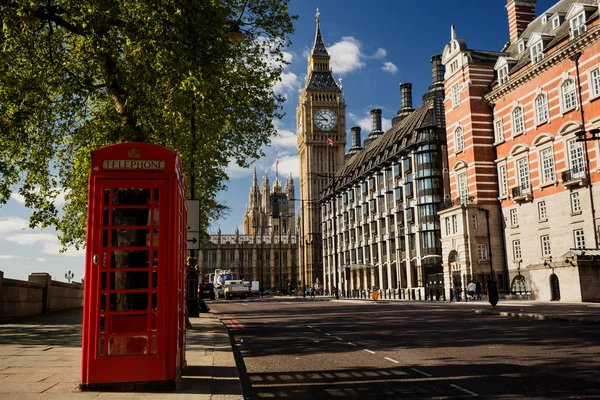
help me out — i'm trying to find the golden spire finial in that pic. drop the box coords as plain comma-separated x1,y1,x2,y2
316,8,320,22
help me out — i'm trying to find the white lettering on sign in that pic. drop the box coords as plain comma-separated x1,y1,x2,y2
102,160,165,170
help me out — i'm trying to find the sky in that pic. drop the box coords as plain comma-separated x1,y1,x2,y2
0,0,558,282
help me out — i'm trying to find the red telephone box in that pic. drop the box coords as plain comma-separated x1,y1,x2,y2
81,143,187,391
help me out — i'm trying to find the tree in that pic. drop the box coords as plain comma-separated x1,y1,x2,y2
0,0,296,248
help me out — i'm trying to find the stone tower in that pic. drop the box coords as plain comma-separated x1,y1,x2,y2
297,9,347,288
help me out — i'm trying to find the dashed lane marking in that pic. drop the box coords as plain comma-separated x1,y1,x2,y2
384,357,399,364
325,333,331,336
308,325,313,328
348,342,357,347
411,368,432,377
450,384,479,397
335,337,343,341
364,349,375,354
315,329,322,332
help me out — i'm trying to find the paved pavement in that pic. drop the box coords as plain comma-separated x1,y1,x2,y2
0,298,598,399
0,308,243,399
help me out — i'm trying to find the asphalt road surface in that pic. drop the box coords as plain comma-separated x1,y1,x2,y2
209,297,600,399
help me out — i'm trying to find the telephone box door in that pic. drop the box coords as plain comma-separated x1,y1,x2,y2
87,180,168,383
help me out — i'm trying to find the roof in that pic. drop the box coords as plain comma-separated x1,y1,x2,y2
324,96,445,197
306,71,339,90
312,21,329,57
504,0,598,74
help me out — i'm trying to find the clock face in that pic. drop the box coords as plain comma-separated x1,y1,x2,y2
314,108,337,131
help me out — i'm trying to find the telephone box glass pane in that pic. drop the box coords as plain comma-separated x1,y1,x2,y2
102,230,109,247
109,293,149,311
100,293,106,312
150,336,157,354
153,209,159,225
104,189,110,206
151,292,158,310
103,209,109,226
112,209,152,226
110,271,149,290
101,272,107,290
112,188,152,206
111,229,151,247
153,188,160,205
152,271,158,288
99,315,105,333
98,337,105,356
108,336,148,356
152,250,158,268
111,250,150,268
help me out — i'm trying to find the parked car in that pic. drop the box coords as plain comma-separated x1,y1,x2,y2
198,282,216,300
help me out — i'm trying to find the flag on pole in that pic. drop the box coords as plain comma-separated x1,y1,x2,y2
276,153,279,165
327,137,334,146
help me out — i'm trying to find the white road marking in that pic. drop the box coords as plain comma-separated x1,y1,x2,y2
411,368,432,377
240,303,248,306
335,336,343,341
325,333,331,336
364,349,375,354
384,357,399,364
308,325,313,328
450,384,479,397
315,329,322,332
347,342,357,347
282,302,293,304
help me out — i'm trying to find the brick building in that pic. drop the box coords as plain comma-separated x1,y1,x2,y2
441,0,600,302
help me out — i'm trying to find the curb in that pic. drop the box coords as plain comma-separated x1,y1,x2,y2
472,308,600,324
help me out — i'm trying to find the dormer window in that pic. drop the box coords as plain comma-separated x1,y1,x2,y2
552,16,561,29
518,41,526,54
498,65,509,84
542,15,548,24
570,12,586,39
530,40,544,64
450,59,459,73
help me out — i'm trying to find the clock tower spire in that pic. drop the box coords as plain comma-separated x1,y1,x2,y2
297,9,347,291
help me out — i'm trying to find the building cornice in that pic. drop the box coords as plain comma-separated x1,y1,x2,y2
485,25,600,104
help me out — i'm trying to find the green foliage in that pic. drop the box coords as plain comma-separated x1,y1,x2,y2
0,0,296,249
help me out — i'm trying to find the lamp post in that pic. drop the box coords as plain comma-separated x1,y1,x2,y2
478,207,498,307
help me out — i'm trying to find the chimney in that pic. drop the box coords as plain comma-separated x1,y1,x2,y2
370,109,383,135
506,0,537,43
347,126,363,157
400,83,413,111
431,54,444,84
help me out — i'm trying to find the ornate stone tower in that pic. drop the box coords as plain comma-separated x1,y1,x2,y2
297,9,346,288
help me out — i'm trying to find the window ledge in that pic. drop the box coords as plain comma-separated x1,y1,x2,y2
590,92,600,102
511,224,520,229
538,218,548,223
535,119,548,128
494,139,505,146
539,180,558,189
571,211,582,216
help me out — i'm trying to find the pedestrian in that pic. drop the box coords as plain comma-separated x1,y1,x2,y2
467,281,476,300
197,296,210,313
288,282,292,296
475,280,482,300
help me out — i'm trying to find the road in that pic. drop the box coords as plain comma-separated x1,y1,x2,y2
210,296,600,399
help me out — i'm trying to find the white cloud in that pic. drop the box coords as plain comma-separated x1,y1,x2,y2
0,255,22,260
329,37,365,74
10,187,70,206
274,71,301,96
271,122,298,149
382,62,398,74
0,216,29,234
37,258,47,262
273,154,300,179
4,232,83,257
373,48,387,59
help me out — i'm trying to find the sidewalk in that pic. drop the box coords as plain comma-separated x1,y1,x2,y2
328,295,600,324
0,308,243,399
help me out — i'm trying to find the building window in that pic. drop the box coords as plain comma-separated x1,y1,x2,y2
518,41,525,53
477,244,488,261
494,119,504,143
530,40,544,63
535,94,549,124
510,208,518,227
455,127,464,153
512,106,525,135
450,59,459,73
513,239,522,260
539,147,555,184
561,79,577,111
567,139,585,177
451,83,461,107
458,172,468,204
570,12,586,39
538,201,547,221
590,68,600,98
552,16,560,29
452,215,458,234
472,214,478,231
571,192,581,214
574,229,585,249
516,156,531,190
445,217,451,236
498,65,509,85
540,235,551,257
498,164,508,197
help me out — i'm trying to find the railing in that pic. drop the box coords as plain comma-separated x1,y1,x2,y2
512,184,533,201
562,167,587,186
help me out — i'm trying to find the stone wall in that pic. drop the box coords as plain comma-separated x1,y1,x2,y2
0,271,83,321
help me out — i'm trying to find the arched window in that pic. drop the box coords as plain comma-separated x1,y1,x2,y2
512,107,525,135
535,94,549,124
561,79,576,111
455,127,464,153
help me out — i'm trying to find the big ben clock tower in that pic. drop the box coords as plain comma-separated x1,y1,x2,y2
297,9,346,290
